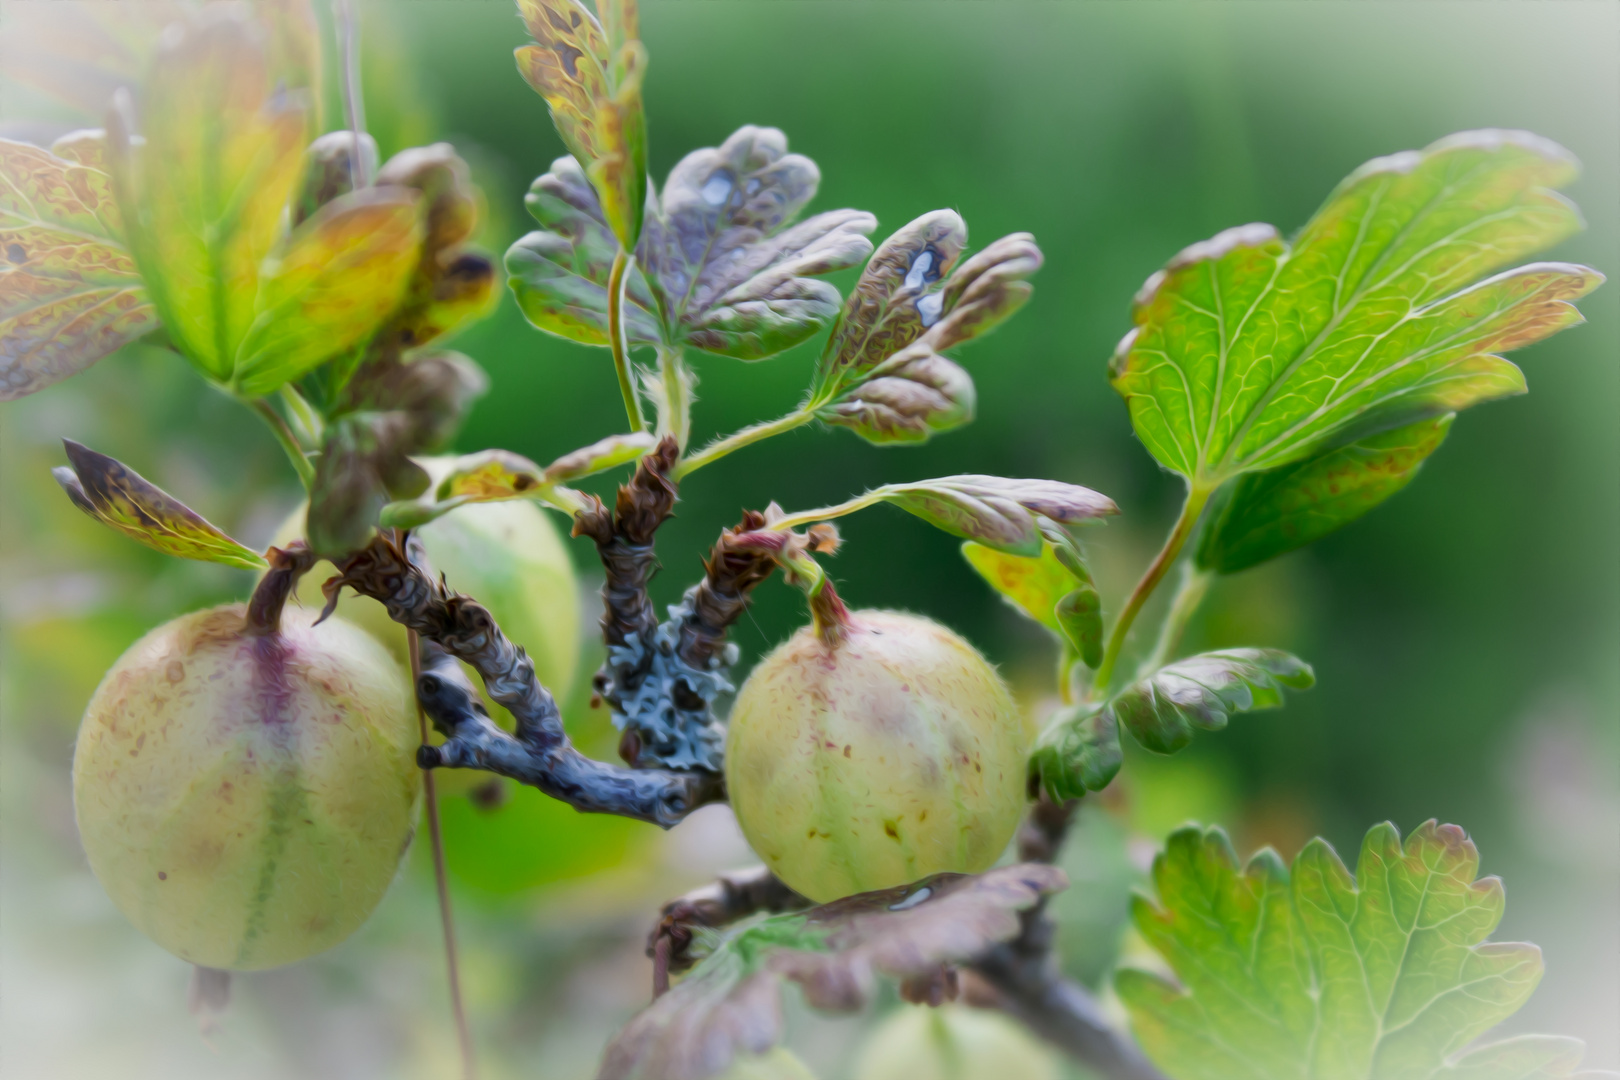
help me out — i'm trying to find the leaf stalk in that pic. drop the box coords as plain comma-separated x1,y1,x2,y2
672,408,814,480
608,250,647,433
1091,483,1213,696
245,396,316,489
1144,562,1214,674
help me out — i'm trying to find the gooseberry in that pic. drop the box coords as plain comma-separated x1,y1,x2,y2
73,603,419,970
853,1004,1058,1080
725,610,1027,903
275,496,580,704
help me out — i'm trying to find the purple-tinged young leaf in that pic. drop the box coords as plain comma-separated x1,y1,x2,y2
233,188,424,396
108,6,312,383
1197,414,1455,575
53,440,267,569
642,126,876,360
1118,821,1597,1080
816,346,974,444
877,475,1117,556
0,136,158,400
310,352,487,553
1112,130,1604,486
366,145,498,359
543,430,658,483
600,865,1065,1080
813,230,1041,444
293,131,380,227
1030,648,1312,799
816,210,967,397
507,156,662,346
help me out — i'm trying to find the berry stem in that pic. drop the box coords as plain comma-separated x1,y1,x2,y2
245,396,315,490
244,543,316,635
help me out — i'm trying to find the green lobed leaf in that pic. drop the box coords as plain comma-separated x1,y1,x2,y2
53,439,266,569
601,866,1065,1080
0,135,159,400
1110,130,1604,487
108,6,312,382
1055,586,1104,669
514,0,647,250
1197,414,1454,574
641,126,876,360
1029,704,1123,801
814,229,1041,444
233,187,424,396
1117,821,1604,1080
506,155,662,346
876,475,1117,556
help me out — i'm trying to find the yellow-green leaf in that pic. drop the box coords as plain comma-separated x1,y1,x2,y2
109,7,312,381
1111,130,1604,486
233,187,423,396
0,136,158,399
53,439,266,569
514,0,647,250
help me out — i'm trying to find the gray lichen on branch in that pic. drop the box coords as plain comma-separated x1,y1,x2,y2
576,438,777,771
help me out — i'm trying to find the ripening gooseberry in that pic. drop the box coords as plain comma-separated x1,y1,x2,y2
725,610,1028,903
853,1004,1058,1080
72,603,419,970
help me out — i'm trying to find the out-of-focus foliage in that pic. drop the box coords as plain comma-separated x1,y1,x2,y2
602,865,1064,1080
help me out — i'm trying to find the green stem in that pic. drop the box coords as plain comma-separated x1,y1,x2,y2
1091,482,1213,696
672,408,815,480
608,250,646,434
1144,562,1214,674
247,396,316,490
656,346,691,451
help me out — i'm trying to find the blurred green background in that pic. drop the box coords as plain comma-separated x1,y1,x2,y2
2,1,1615,1077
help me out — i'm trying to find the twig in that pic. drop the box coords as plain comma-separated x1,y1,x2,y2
646,866,809,992
328,533,723,825
577,442,775,773
965,795,1168,1080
